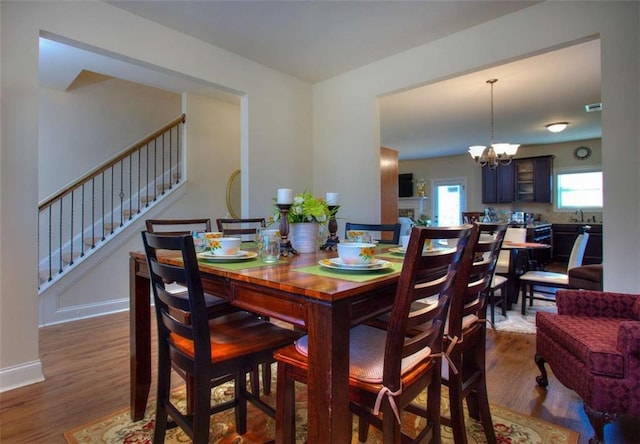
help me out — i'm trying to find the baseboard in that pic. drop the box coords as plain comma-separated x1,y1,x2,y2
0,359,44,393
39,298,129,327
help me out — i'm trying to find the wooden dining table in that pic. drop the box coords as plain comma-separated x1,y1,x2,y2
129,244,405,443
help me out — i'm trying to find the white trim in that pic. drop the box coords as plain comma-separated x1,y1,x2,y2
0,360,44,393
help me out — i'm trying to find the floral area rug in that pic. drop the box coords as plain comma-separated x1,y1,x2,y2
65,374,578,444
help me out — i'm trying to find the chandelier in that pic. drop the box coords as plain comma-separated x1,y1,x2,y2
468,79,519,170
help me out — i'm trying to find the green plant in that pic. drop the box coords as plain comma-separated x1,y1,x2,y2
272,190,332,223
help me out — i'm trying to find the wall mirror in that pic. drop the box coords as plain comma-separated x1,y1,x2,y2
225,169,241,218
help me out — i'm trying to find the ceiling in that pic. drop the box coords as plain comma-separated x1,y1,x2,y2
40,1,601,160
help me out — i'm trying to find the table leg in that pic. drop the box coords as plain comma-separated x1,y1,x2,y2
130,256,152,421
304,301,352,443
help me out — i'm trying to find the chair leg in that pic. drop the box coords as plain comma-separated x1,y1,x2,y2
584,404,616,444
521,282,528,315
262,363,272,395
489,290,496,325
234,373,248,435
534,354,549,387
193,372,212,443
447,370,468,444
153,361,171,444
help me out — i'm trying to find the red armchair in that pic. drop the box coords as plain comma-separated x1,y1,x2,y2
535,289,640,443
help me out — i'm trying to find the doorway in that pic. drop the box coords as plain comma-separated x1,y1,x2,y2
432,178,466,226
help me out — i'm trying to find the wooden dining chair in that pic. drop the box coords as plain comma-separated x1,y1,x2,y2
344,222,401,245
519,231,590,315
145,217,269,397
442,222,507,444
145,218,212,235
141,231,300,443
216,217,265,242
273,225,473,443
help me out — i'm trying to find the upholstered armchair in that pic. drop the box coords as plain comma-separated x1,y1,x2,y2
535,289,640,443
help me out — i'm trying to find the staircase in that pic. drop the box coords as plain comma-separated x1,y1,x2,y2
38,114,186,291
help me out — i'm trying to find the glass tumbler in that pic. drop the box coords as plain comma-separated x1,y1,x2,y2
259,229,280,263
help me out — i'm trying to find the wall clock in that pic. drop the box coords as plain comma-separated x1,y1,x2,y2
573,145,592,160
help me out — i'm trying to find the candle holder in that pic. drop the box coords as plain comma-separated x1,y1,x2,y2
277,203,298,256
320,205,340,251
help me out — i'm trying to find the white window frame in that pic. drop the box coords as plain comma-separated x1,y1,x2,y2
554,165,603,212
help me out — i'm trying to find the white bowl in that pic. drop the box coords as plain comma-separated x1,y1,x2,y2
337,242,376,265
210,237,242,256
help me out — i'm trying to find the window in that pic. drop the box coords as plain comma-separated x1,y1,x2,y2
556,170,603,209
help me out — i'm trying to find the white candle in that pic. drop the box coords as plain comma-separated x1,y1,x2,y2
326,192,339,206
277,188,293,204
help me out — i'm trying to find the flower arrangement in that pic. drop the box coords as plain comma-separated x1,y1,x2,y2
412,214,432,227
272,190,332,223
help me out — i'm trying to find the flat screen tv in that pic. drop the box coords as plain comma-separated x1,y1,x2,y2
399,173,413,197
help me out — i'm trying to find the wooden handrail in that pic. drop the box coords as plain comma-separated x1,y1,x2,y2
39,114,185,210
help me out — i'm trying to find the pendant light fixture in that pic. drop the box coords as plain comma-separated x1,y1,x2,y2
468,79,519,170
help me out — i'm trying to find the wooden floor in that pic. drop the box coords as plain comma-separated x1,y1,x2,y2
1,310,638,443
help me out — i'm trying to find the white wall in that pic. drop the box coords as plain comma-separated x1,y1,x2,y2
313,1,639,292
0,1,312,390
39,76,181,199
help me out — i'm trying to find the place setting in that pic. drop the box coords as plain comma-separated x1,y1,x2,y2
194,233,258,262
318,242,394,273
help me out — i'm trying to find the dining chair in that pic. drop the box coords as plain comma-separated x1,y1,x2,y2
216,217,265,242
344,222,401,245
146,217,270,397
441,222,507,444
519,231,590,315
461,211,484,224
273,225,473,443
141,231,300,443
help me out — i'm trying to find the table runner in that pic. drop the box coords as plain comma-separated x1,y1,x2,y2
294,262,402,283
197,256,286,270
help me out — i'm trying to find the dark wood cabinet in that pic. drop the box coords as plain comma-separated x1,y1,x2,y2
482,162,514,203
552,223,602,265
482,155,553,204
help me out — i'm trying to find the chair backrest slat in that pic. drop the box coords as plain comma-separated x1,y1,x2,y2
146,218,212,236
216,218,266,240
345,222,401,245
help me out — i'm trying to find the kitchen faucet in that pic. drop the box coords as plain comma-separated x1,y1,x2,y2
575,209,584,222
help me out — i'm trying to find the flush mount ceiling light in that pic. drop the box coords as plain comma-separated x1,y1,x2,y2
546,122,569,133
468,79,519,170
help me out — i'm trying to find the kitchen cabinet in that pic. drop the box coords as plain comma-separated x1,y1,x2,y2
552,223,602,265
481,162,514,203
515,156,553,203
482,155,553,204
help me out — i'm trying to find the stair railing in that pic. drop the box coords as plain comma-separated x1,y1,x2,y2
38,114,186,288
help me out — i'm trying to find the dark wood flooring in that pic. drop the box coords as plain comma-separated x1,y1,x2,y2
0,310,638,443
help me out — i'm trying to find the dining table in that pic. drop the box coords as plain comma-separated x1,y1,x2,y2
129,242,406,443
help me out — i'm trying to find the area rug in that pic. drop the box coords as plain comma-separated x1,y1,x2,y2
65,377,578,443
492,295,558,334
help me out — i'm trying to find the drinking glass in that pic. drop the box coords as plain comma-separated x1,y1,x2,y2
258,229,280,263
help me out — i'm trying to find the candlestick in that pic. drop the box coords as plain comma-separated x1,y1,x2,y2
277,188,293,204
320,205,340,251
277,203,298,256
325,192,339,206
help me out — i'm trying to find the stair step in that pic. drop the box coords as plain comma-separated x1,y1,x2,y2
83,237,102,248
103,222,119,234
61,251,82,265
156,183,173,193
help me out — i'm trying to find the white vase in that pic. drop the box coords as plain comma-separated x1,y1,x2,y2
289,223,319,253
